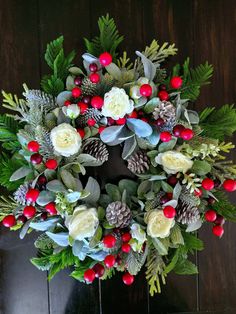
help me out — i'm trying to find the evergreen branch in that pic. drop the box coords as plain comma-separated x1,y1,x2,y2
212,191,236,222
117,51,133,69
200,104,236,140
84,14,124,60
0,195,18,221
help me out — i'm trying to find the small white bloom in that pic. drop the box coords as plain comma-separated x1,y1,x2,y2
102,87,134,120
130,85,141,99
155,150,193,174
50,123,81,157
147,210,175,238
137,77,149,85
62,104,80,119
66,205,99,241
130,223,147,252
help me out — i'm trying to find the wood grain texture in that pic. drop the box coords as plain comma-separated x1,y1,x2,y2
0,1,235,313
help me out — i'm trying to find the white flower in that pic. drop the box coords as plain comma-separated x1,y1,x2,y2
147,210,175,238
66,205,99,241
50,123,81,157
102,87,134,120
62,104,80,119
130,223,147,252
155,150,193,174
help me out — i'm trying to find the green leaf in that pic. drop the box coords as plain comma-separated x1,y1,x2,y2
212,191,236,222
161,181,173,193
105,183,121,201
31,256,51,271
89,226,103,248
152,237,168,256
10,166,33,181
192,160,211,176
144,97,160,113
182,232,204,252
174,259,198,275
36,191,55,206
158,138,177,152
83,177,100,204
118,179,138,196
45,36,64,69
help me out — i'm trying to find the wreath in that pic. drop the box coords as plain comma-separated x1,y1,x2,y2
1,15,236,295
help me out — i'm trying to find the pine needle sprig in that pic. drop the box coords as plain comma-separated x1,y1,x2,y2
35,126,55,159
0,195,18,221
84,14,124,60
200,104,236,140
212,191,236,222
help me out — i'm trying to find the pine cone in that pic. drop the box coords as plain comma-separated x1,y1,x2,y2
153,101,176,123
82,139,109,163
77,108,103,127
14,183,31,205
127,150,150,174
81,77,97,96
106,201,131,228
175,189,200,225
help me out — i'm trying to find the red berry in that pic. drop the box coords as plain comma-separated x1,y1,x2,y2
173,124,185,137
27,141,40,152
128,110,138,118
41,212,48,221
64,100,71,106
103,234,116,248
166,192,173,200
212,225,224,237
18,215,27,224
205,210,217,222
155,118,165,127
37,175,47,186
23,205,36,218
160,131,172,142
214,215,225,226
87,118,96,127
77,128,85,138
163,206,176,218
89,72,100,83
158,90,169,101
89,63,98,72
140,84,152,97
223,179,236,192
30,153,43,165
107,118,115,125
202,178,215,191
74,76,83,86
78,102,88,114
84,269,96,283
122,272,134,285
99,52,112,66
167,175,178,186
82,96,91,104
2,215,16,227
45,159,58,170
91,96,104,109
121,243,131,253
25,188,40,202
181,128,194,141
160,195,170,205
170,76,183,89
207,197,216,205
141,117,148,122
194,189,203,197
121,232,131,242
98,126,106,134
92,263,105,278
104,254,116,268
45,202,57,215
72,87,81,98
116,117,126,125
159,84,166,90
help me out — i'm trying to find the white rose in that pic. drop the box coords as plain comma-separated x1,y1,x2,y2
62,104,80,119
66,205,99,241
130,223,147,252
147,210,175,238
155,150,193,174
102,87,134,120
50,123,81,157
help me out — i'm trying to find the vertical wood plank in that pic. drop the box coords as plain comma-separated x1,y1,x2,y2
38,1,101,313
143,1,198,312
0,1,49,313
193,0,236,312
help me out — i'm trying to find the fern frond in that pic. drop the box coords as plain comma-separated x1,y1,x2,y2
45,36,64,69
0,115,20,151
84,14,124,60
200,104,236,140
142,40,177,64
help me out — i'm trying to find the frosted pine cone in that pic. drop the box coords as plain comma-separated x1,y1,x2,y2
82,139,109,163
106,201,131,228
153,101,176,123
81,77,97,95
175,188,200,224
127,150,150,174
14,183,31,205
77,108,103,127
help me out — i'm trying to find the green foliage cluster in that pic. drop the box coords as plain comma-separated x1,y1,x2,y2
41,36,76,96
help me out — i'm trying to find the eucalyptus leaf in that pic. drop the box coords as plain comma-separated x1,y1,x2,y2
100,125,124,144
158,138,177,152
122,136,137,160
105,183,121,201
89,226,102,248
72,240,84,258
127,118,152,137
186,219,202,232
161,181,173,193
144,97,160,113
77,153,102,167
46,180,67,193
84,177,100,204
149,175,167,181
105,63,122,80
137,180,152,198
46,231,69,247
146,128,160,146
66,191,81,203
163,200,178,208
187,110,200,124
173,182,182,201
152,237,168,255
36,191,55,206
29,217,59,231
192,160,211,176
118,179,138,196
60,169,77,190
19,219,32,239
10,166,33,181
135,51,157,81
56,91,72,107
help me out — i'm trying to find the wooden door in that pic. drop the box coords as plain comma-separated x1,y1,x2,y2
0,1,235,313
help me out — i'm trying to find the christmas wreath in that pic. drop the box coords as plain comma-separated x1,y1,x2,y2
1,15,236,295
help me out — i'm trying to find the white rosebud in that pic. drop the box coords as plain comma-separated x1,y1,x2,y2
102,87,134,120
155,150,193,174
66,205,99,241
147,210,175,238
50,123,81,157
130,223,147,252
62,104,80,119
